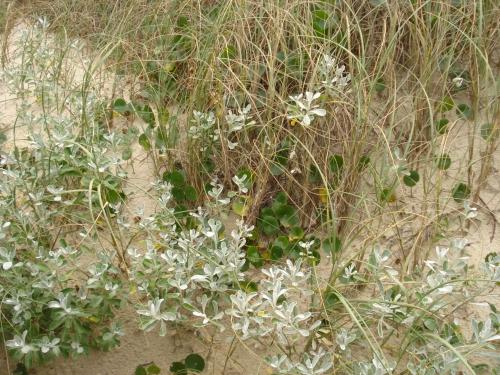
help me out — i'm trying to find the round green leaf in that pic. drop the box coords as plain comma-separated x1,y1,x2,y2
259,215,280,236
423,317,438,331
456,103,473,119
122,147,133,161
232,197,249,217
272,192,288,210
134,104,155,126
220,45,236,61
202,157,215,174
113,98,129,114
275,205,300,228
328,154,344,175
375,77,386,93
436,154,452,170
324,291,340,309
480,123,498,141
271,246,284,260
379,188,395,202
288,226,305,241
403,170,420,187
172,186,185,202
270,161,285,176
437,96,454,112
273,236,290,251
138,133,152,151
452,183,471,202
239,280,258,292
185,353,205,372
435,118,449,134
308,164,321,184
184,185,198,202
322,235,342,253
163,170,185,187
358,155,370,170
169,362,187,375
307,250,321,265
247,246,264,267
147,363,161,375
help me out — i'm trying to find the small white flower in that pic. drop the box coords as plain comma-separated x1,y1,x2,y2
39,336,60,354
287,91,326,127
6,331,37,354
336,328,355,350
232,174,249,194
452,76,464,88
463,201,477,219
71,341,84,354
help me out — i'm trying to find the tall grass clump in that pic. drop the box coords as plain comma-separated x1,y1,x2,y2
1,1,499,373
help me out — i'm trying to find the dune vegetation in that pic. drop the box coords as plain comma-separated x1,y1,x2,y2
0,1,498,374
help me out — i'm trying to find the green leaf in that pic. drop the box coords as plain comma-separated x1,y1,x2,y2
177,15,189,28
456,103,473,119
435,118,449,134
259,215,280,236
423,317,438,331
135,366,147,375
270,161,285,176
288,226,305,241
113,98,129,114
135,104,155,126
169,361,187,375
13,364,28,375
437,96,454,112
147,363,161,374
273,236,290,251
452,183,470,202
122,147,133,161
403,170,420,187
239,280,258,293
308,164,322,184
312,9,336,37
358,155,370,170
436,153,452,170
307,250,321,265
275,205,300,228
184,185,198,202
324,291,340,309
270,246,283,260
105,188,123,204
379,188,395,202
172,186,186,202
138,133,152,151
247,246,264,267
480,123,498,141
185,354,205,372
322,235,342,253
173,204,188,218
220,45,236,61
273,191,288,205
328,154,344,175
202,157,215,174
374,78,386,92
163,170,186,187
232,197,249,216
